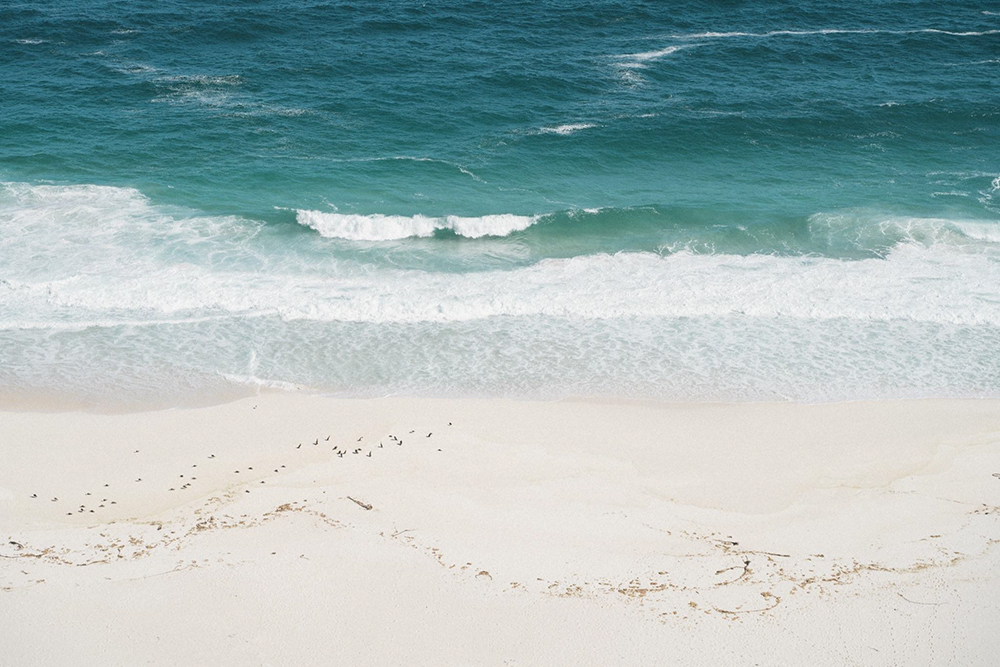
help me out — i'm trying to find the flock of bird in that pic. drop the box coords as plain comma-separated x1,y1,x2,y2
27,420,453,518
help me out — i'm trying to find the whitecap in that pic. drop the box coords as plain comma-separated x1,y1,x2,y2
668,28,1000,39
295,210,540,241
537,123,596,135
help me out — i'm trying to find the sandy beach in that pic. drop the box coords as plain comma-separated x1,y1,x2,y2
1,394,998,665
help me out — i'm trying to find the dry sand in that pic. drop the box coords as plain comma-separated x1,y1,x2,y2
1,393,999,665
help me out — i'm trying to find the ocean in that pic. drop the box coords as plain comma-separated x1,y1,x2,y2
1,0,999,405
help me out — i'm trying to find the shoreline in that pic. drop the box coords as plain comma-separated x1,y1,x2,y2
4,382,1000,415
2,393,999,664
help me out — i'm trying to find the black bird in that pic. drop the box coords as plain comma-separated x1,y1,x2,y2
30,493,37,498
366,451,371,457
209,454,215,459
357,437,363,442
325,436,331,441
448,422,452,426
297,443,302,449
398,440,403,446
313,439,318,446
379,443,383,448
409,430,414,434
427,433,432,438
51,497,57,501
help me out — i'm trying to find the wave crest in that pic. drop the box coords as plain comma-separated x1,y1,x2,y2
295,210,540,241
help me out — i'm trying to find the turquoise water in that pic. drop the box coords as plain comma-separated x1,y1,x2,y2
2,1,999,404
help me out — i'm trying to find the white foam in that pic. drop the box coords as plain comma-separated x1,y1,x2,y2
953,221,1000,243
537,123,596,135
295,210,539,240
4,182,1000,332
670,28,1000,40
614,45,689,65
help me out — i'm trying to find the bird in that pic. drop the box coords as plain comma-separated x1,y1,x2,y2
209,454,215,459
325,435,331,441
448,422,452,426
378,443,383,448
297,443,302,449
366,451,371,457
357,437,363,442
427,433,432,438
313,439,318,446
51,497,57,502
30,493,37,498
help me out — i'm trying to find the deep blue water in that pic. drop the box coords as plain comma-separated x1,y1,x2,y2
1,1,999,404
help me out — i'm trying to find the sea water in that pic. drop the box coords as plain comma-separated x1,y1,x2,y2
1,0,999,404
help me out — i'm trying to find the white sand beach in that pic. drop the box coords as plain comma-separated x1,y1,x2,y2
1,394,998,665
